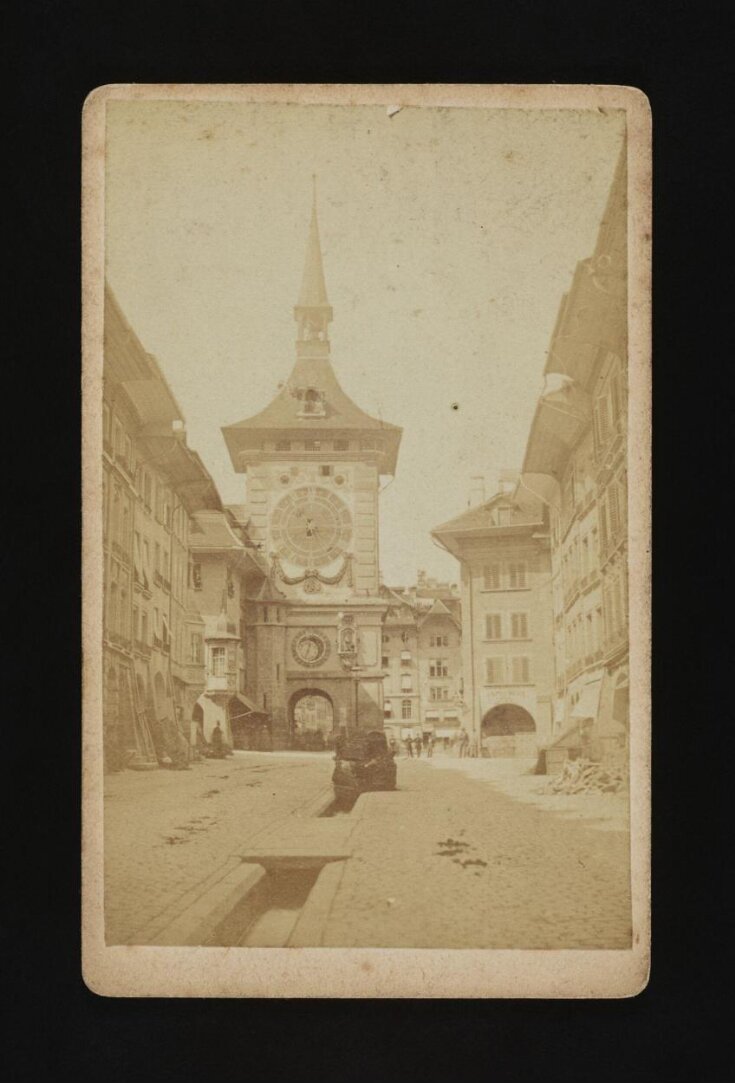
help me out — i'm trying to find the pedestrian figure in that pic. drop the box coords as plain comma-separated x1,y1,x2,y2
415,733,422,758
426,734,434,758
405,736,414,758
459,729,470,758
210,722,224,758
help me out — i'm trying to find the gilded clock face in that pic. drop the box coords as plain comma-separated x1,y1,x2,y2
271,486,352,568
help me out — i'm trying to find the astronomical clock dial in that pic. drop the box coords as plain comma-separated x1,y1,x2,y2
271,486,352,568
292,630,330,667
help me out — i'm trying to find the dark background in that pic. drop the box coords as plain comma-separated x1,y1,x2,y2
7,1,731,1080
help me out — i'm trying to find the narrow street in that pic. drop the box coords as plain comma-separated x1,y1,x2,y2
105,751,631,949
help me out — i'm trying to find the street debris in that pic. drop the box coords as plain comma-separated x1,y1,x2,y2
539,759,625,796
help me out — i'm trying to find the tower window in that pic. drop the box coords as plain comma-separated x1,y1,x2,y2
319,465,333,476
304,440,321,452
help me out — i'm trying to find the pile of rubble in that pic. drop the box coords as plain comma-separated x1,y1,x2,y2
539,758,625,796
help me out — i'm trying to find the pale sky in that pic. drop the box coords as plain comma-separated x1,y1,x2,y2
105,100,625,585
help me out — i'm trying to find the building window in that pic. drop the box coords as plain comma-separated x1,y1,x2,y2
304,440,321,452
401,699,412,719
400,674,413,692
191,633,203,663
319,464,333,476
485,614,502,640
384,702,393,718
511,613,528,638
360,438,382,451
191,562,202,590
497,506,512,526
382,634,390,643
429,659,449,678
429,633,449,647
381,655,389,668
485,657,504,684
483,564,501,590
508,563,527,589
511,656,530,683
210,646,226,676
276,441,291,451
430,686,450,702
400,649,412,664
334,440,348,451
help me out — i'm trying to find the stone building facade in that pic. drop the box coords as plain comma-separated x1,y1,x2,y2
380,576,463,749
103,286,222,770
432,144,628,769
188,509,268,748
522,145,628,768
432,485,555,756
220,190,402,747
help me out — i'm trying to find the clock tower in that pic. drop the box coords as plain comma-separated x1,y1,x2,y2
222,185,402,748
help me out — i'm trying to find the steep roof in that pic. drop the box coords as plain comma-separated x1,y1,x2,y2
432,490,544,539
222,191,402,476
297,191,329,308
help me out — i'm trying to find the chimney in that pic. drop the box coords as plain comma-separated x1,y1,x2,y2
469,476,486,507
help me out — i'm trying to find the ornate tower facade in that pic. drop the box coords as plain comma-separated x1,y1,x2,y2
222,188,402,748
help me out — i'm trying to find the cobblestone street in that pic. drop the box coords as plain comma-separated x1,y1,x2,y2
104,752,331,944
105,751,630,949
321,756,631,948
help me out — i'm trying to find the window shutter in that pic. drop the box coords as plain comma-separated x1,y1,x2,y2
483,564,500,590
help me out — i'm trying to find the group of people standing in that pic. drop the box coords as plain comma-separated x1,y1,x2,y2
398,733,435,759
389,728,480,760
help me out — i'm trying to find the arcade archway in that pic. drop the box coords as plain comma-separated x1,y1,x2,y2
289,689,335,750
481,704,537,757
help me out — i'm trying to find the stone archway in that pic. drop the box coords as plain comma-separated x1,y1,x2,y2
289,688,335,751
481,703,537,757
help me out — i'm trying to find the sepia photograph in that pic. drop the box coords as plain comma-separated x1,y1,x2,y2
82,84,650,997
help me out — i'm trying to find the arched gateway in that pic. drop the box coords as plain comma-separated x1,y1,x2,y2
289,688,335,750
481,703,537,757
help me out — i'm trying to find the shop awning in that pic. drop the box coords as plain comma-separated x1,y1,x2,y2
425,710,440,720
571,677,603,720
442,709,459,719
435,727,459,738
228,693,263,722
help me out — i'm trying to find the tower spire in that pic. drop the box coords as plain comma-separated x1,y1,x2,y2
294,178,333,357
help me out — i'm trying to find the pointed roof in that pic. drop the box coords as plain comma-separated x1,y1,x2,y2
418,597,461,629
297,181,329,309
222,187,402,475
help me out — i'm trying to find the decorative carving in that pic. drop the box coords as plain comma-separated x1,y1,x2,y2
336,609,358,666
272,552,353,588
